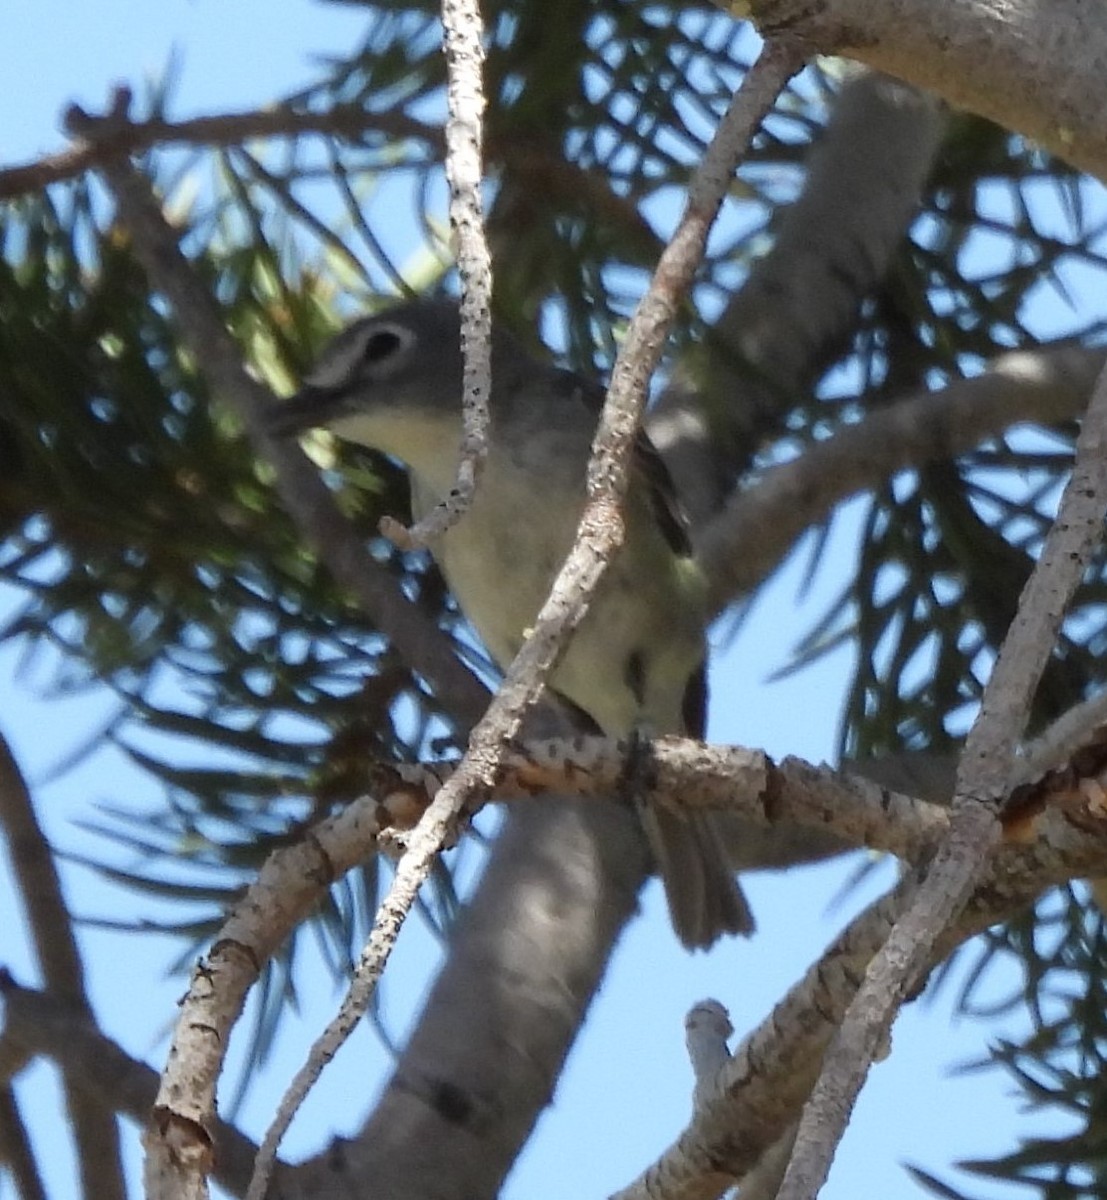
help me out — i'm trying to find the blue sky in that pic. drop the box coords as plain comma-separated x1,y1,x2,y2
0,4,1094,1199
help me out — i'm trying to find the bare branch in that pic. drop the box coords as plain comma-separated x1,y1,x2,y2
614,760,1107,1200
248,2,495,1187
479,736,947,860
144,788,399,1196
394,0,493,550
348,729,1107,873
699,344,1103,613
609,880,907,1200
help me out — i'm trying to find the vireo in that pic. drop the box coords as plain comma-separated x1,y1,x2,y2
271,299,753,948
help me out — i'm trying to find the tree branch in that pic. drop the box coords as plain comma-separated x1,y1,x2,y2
748,0,1107,182
699,344,1103,614
394,0,494,549
0,103,441,201
613,756,1107,1200
248,0,496,1186
0,975,263,1199
0,734,127,1200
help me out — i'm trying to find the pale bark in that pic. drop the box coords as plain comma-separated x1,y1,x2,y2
743,0,1107,183
699,345,1104,612
775,347,1107,1200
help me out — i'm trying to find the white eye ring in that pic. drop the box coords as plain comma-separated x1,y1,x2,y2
303,319,419,390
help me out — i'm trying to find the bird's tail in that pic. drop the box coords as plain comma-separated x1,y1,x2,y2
639,806,755,949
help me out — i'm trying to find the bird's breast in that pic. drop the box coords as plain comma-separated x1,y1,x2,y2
410,443,706,737
415,451,581,668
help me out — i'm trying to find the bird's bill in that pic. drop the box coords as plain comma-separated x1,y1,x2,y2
267,386,353,438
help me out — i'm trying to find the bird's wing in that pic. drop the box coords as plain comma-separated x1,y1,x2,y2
550,368,695,559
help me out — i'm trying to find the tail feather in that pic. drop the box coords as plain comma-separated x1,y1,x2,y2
638,805,754,949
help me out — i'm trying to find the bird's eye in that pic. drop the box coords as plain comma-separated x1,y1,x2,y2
362,328,404,364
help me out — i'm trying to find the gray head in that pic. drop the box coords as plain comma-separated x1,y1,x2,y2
270,300,545,489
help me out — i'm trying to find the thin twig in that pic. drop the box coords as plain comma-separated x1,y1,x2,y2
776,349,1107,1200
247,0,494,1186
393,0,493,549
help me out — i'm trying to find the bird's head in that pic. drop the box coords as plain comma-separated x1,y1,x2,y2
270,299,475,484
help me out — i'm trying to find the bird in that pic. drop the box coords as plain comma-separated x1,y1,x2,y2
269,297,753,948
